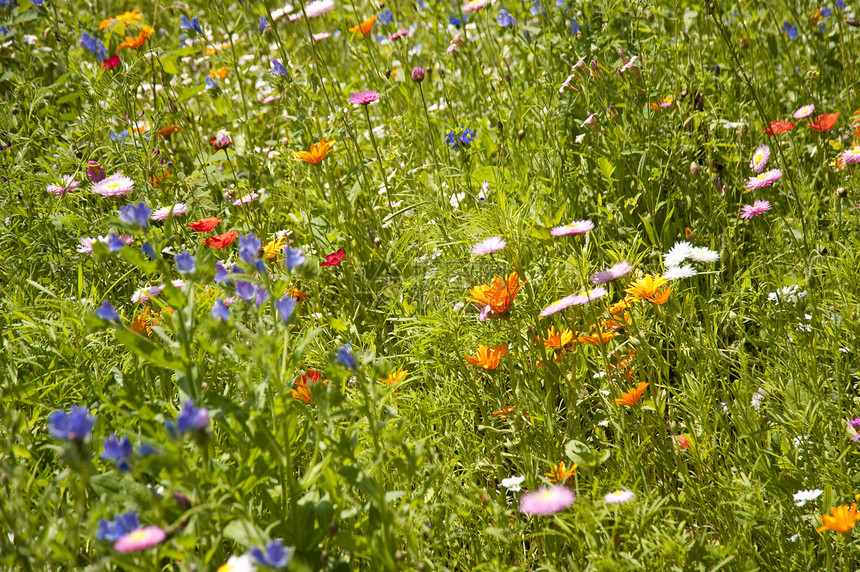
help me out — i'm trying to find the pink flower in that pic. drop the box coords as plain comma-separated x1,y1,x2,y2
519,485,575,516
114,526,166,553
479,305,492,322
840,145,860,165
745,169,781,190
312,32,332,41
604,490,635,504
569,287,608,306
750,145,770,173
348,90,379,106
288,0,335,21
232,192,259,206
740,199,771,219
559,74,579,94
388,28,409,41
92,173,134,197
462,0,488,12
551,220,594,237
471,236,506,256
591,261,632,285
47,175,80,196
151,203,188,221
793,104,814,119
539,294,577,317
580,113,599,131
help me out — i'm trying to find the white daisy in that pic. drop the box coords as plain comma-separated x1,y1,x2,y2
663,241,694,268
663,264,698,280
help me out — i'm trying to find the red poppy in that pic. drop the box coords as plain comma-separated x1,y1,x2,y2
302,370,323,383
102,55,120,70
204,230,238,249
320,248,345,267
808,113,839,131
763,120,795,135
676,435,691,451
189,217,222,232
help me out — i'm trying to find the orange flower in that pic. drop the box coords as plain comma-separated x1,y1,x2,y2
262,236,286,259
349,14,377,35
539,325,573,349
545,461,577,483
466,272,524,315
99,9,143,30
291,370,327,403
293,137,336,164
132,306,156,335
117,25,154,51
625,275,672,304
208,67,227,80
380,369,408,385
147,170,168,186
615,381,649,406
189,217,221,232
576,328,617,346
287,286,308,302
491,405,531,422
157,125,180,137
205,43,230,56
817,503,860,534
464,344,509,370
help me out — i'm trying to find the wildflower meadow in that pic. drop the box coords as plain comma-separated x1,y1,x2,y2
3,0,860,569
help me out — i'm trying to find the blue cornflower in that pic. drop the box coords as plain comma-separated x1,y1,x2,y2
211,298,230,321
180,15,203,35
175,251,196,275
274,295,296,324
284,247,306,271
96,511,139,542
837,0,846,10
254,285,270,308
497,9,517,27
101,435,133,472
821,7,832,17
335,343,356,368
378,7,393,24
449,15,466,26
48,406,95,441
235,281,256,301
251,539,292,569
176,400,209,433
271,59,289,76
96,301,120,323
444,129,460,149
205,76,218,90
259,14,269,32
782,21,798,39
570,18,581,34
119,202,151,229
79,32,107,61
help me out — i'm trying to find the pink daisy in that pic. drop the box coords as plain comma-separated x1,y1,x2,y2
462,0,488,12
92,173,134,197
550,219,594,237
114,526,166,553
591,261,632,285
569,287,608,306
288,0,335,21
348,90,379,106
745,169,781,190
539,294,577,317
471,236,506,256
740,199,771,219
840,145,860,165
604,490,635,504
312,32,332,41
793,104,814,119
749,145,770,173
519,485,576,516
232,192,259,206
151,203,188,221
47,175,80,196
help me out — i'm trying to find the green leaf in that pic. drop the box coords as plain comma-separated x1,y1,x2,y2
114,329,186,371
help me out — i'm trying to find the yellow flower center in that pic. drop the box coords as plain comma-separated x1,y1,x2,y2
754,153,762,163
217,565,235,572
108,182,120,188
129,530,148,541
756,173,768,180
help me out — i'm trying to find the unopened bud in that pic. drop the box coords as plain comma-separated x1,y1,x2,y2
517,129,525,140
411,66,425,82
690,161,701,178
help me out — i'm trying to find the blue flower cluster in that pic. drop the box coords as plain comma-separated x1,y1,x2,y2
444,127,476,150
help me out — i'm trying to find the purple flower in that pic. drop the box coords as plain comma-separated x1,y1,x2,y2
214,261,232,284
48,406,95,442
79,32,107,61
212,299,230,321
177,400,209,433
96,300,120,322
591,261,633,285
274,295,297,323
519,485,576,516
284,247,306,270
271,59,289,76
336,343,356,368
411,66,425,82
259,14,269,32
180,15,203,35
239,233,263,268
235,281,256,301
348,90,380,106
254,285,270,308
101,435,133,472
251,539,292,569
87,161,106,183
205,76,218,90
175,251,196,274
96,511,139,542
497,9,517,27
740,200,771,219
119,202,151,229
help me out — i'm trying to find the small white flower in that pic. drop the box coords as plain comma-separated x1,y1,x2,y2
751,388,766,411
793,489,823,507
688,247,719,263
501,475,524,492
663,264,697,280
218,553,256,572
663,241,694,268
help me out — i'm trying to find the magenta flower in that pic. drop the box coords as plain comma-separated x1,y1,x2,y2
519,485,576,516
471,236,506,256
47,175,80,196
232,192,259,206
745,169,781,190
539,294,577,317
840,145,860,165
750,145,770,173
349,90,379,106
288,0,335,21
551,219,594,237
114,526,166,552
92,173,134,197
591,261,632,285
740,199,771,219
151,203,188,221
793,104,814,119
569,287,608,306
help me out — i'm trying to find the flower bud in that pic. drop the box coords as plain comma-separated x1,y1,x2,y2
411,66,425,82
690,161,701,178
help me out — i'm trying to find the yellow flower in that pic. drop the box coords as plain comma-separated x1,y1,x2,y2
615,381,649,406
817,503,860,534
466,272,524,315
262,236,286,259
99,9,143,30
209,67,227,80
540,325,574,349
545,461,577,483
625,275,672,305
117,25,154,51
464,344,509,370
349,14,377,35
293,137,336,164
380,369,408,385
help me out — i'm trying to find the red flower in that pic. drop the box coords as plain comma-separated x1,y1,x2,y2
302,370,323,383
808,113,839,132
763,120,795,135
321,248,345,267
676,435,691,450
189,217,222,232
102,55,120,70
204,230,238,249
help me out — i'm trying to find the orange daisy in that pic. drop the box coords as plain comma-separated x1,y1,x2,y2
292,370,327,403
99,9,143,30
293,137,336,164
615,381,649,406
466,272,524,315
349,15,377,35
262,236,286,259
117,25,154,51
208,67,227,80
817,503,860,533
464,344,509,370
380,369,408,385
539,325,574,349
545,461,577,483
625,275,672,305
